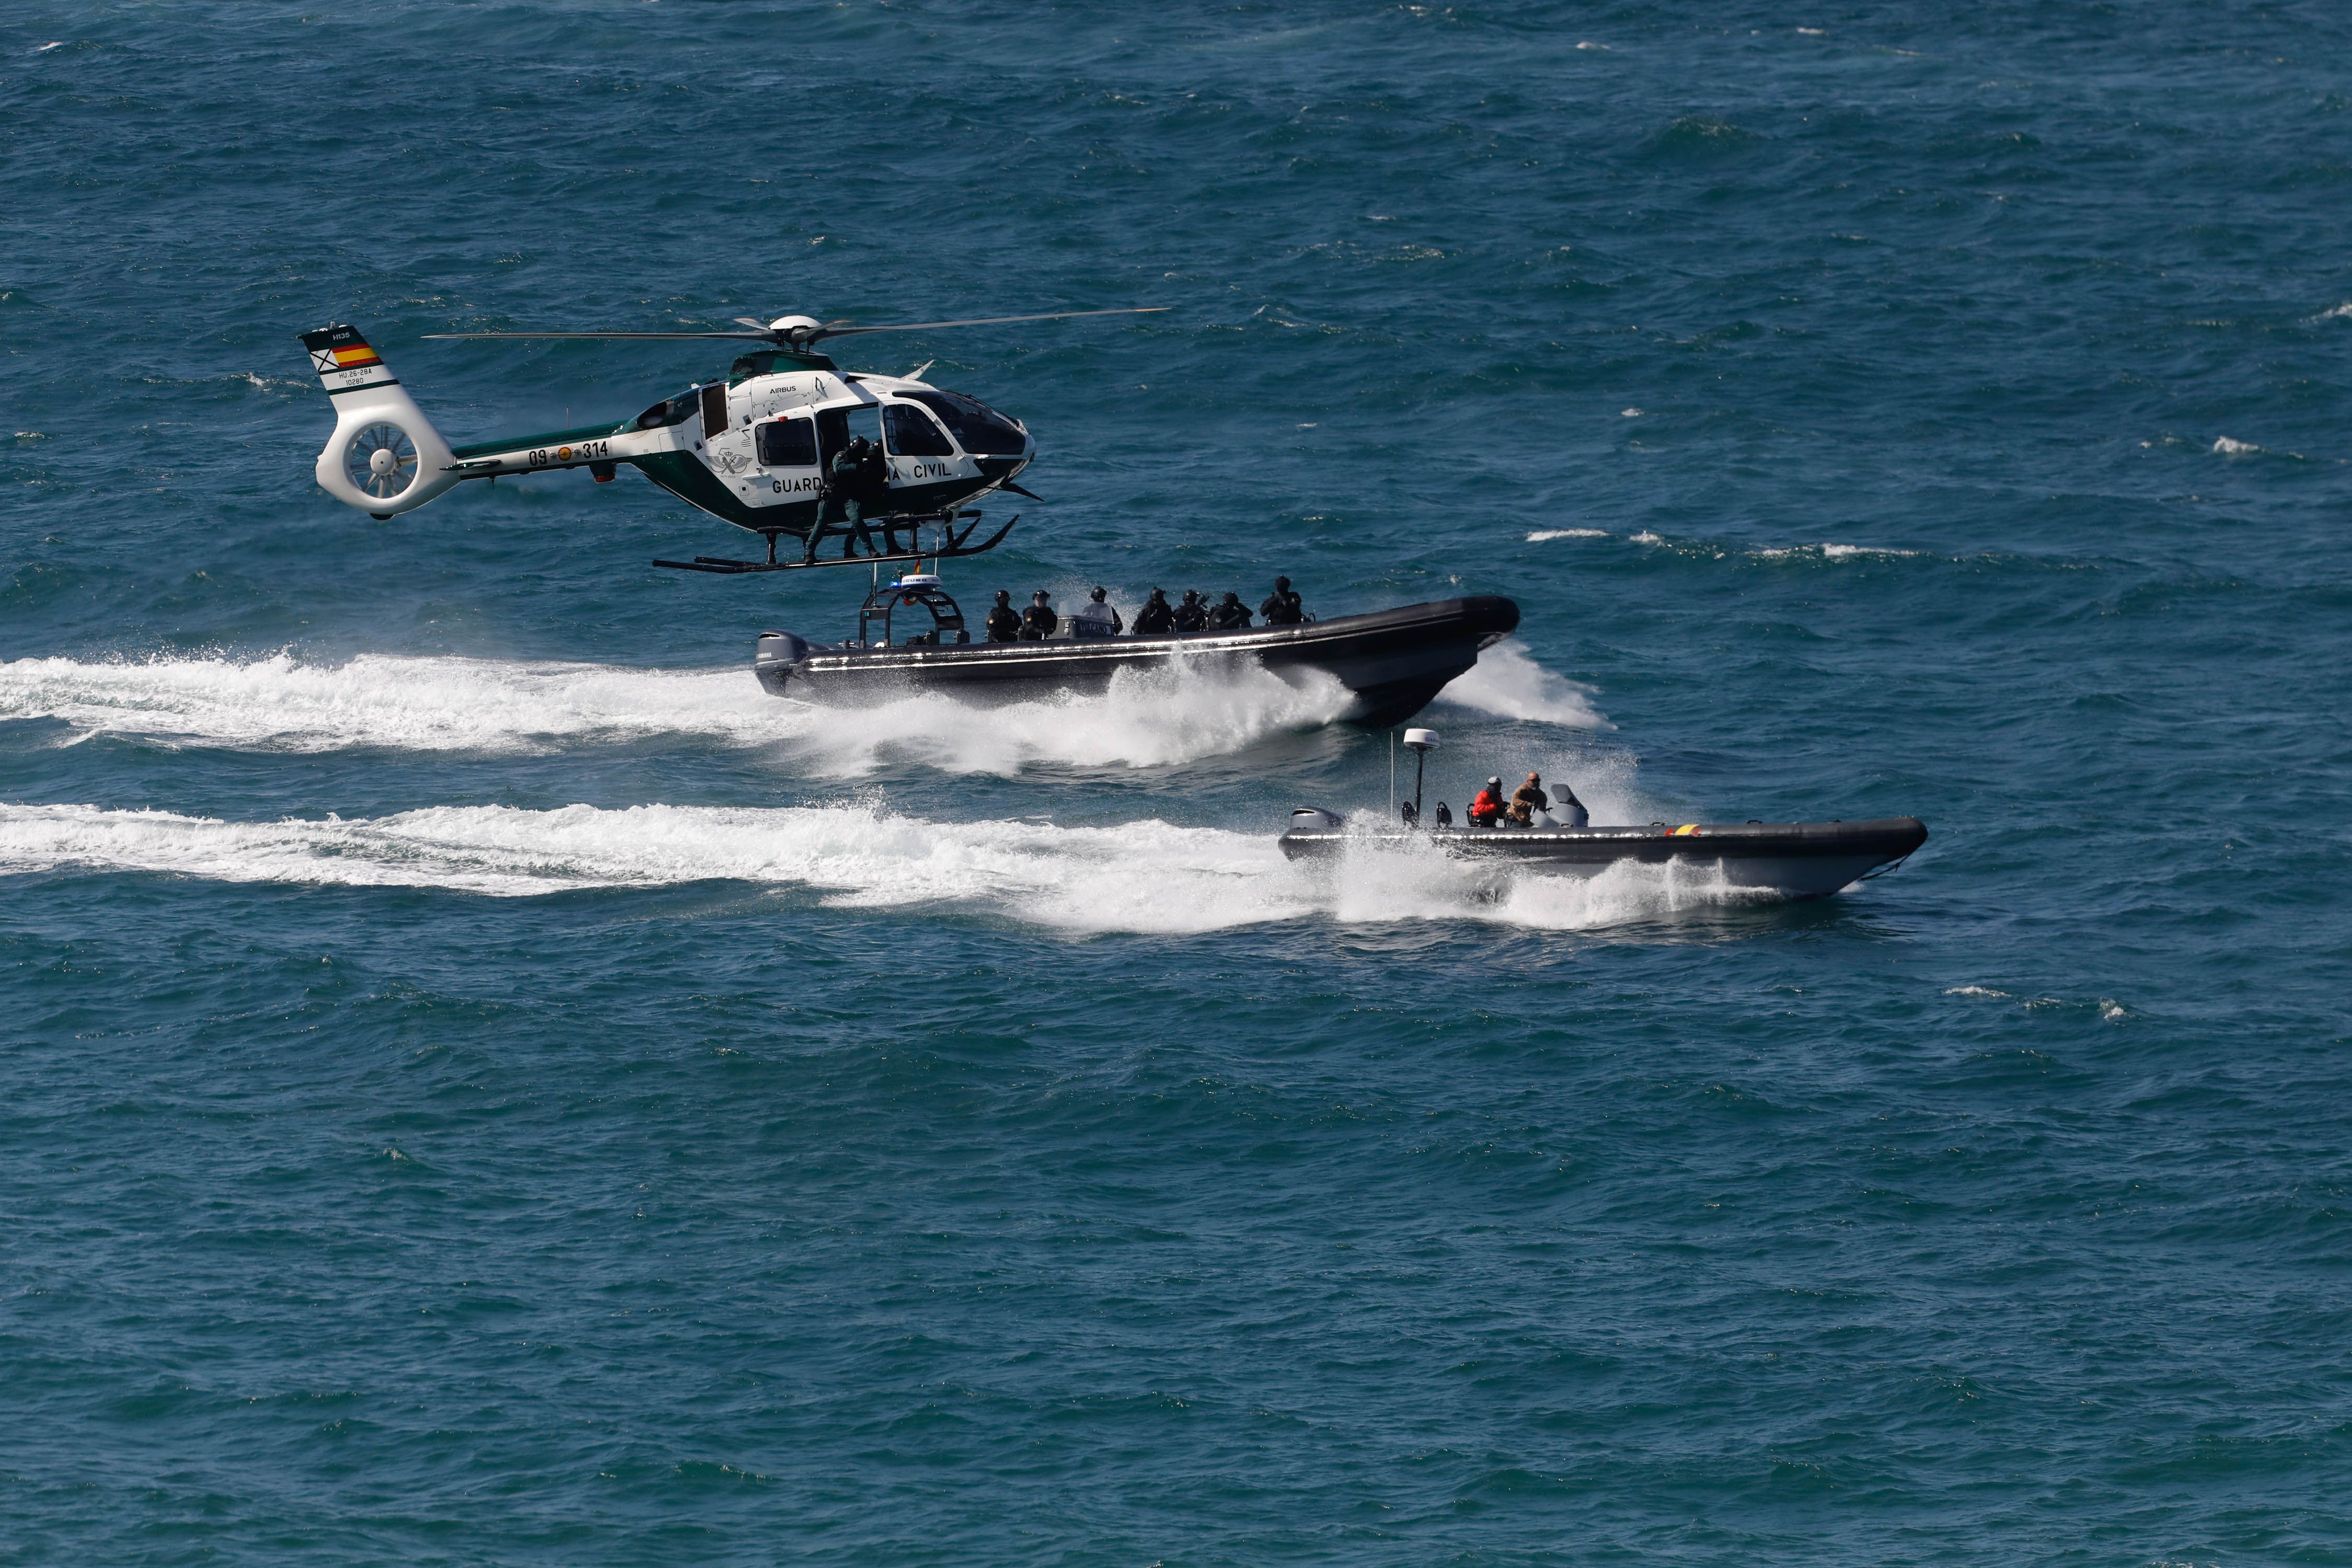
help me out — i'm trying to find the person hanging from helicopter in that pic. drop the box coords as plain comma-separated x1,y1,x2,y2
1132,587,1176,636
855,436,896,552
1259,575,1305,625
1072,586,1123,639
1172,589,1209,632
985,590,1022,643
1021,589,1058,640
1206,591,1253,631
817,436,883,560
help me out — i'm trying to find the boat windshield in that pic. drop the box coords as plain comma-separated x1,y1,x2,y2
904,390,1027,456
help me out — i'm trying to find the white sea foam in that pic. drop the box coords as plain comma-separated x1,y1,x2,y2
1629,530,1665,545
2211,436,2259,455
1433,640,1610,729
2317,303,2352,320
1526,527,1609,542
0,800,1786,932
0,652,1359,776
1755,543,1921,562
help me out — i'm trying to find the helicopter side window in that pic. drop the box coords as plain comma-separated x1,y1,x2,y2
883,403,954,458
756,417,817,467
904,391,1027,456
699,384,729,443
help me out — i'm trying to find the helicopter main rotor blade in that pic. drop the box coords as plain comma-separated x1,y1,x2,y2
424,307,1169,348
421,331,781,341
803,307,1169,343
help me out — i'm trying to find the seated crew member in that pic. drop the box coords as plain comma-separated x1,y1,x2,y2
1133,587,1176,636
1171,589,1209,632
1259,575,1305,625
1206,591,1252,631
1507,772,1549,826
1020,589,1058,640
1073,586,1124,638
985,589,1021,643
1468,776,1505,828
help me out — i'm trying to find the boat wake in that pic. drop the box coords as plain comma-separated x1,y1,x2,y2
0,652,1361,776
0,644,1603,773
0,800,1783,933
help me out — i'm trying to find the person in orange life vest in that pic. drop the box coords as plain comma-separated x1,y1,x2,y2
1469,776,1506,828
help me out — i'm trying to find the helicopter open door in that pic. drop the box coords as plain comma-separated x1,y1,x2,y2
814,402,881,468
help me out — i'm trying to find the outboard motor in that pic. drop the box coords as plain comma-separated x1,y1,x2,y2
754,630,812,696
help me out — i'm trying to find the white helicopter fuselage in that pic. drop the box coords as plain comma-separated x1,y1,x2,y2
301,325,1034,539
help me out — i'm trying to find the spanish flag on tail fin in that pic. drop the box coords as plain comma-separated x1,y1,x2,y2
300,324,396,395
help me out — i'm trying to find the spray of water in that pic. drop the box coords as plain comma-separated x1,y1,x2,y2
0,652,1361,776
1432,640,1610,729
0,801,1791,933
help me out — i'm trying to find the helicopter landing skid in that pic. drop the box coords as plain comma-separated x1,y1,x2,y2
652,513,1018,576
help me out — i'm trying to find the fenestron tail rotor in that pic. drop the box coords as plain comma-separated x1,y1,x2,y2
425,305,1167,350
345,422,419,498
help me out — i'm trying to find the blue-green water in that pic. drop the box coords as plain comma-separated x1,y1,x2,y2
6,3,2351,1562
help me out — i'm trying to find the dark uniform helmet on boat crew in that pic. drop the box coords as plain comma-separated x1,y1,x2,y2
994,589,1011,603
1275,576,1290,591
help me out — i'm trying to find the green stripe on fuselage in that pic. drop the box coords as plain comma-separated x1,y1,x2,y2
447,420,632,460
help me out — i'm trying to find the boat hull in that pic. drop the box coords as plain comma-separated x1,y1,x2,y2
754,596,1520,729
1279,815,1929,900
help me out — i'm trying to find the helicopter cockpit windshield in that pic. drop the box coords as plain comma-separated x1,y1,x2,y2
903,390,1027,456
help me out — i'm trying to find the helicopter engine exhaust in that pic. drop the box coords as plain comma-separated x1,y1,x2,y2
299,324,459,518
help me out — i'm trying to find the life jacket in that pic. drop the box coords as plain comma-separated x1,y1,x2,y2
1469,789,1502,825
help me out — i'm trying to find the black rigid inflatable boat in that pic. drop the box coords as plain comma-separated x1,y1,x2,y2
1279,810,1928,900
754,577,1520,729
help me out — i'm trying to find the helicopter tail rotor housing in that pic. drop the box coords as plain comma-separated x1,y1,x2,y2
299,325,459,517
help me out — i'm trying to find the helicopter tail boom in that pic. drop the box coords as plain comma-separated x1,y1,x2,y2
300,324,460,518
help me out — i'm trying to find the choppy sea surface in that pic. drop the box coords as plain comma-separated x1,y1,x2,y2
6,3,2352,1562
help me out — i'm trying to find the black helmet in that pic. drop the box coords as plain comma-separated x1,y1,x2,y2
1148,586,1167,601
994,589,1011,603
1090,586,1108,601
1221,591,1240,604
1182,589,1200,602
1033,589,1051,601
1275,575,1290,591
1489,776,1503,788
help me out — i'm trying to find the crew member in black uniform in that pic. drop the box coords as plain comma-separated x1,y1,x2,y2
1172,589,1209,632
1020,589,1058,640
1206,591,1252,631
985,590,1021,643
1133,587,1176,636
1259,575,1305,625
818,436,883,560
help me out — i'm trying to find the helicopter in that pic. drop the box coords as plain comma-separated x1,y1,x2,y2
298,307,1166,572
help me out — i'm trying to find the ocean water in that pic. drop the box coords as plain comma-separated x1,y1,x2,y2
5,1,2351,1561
